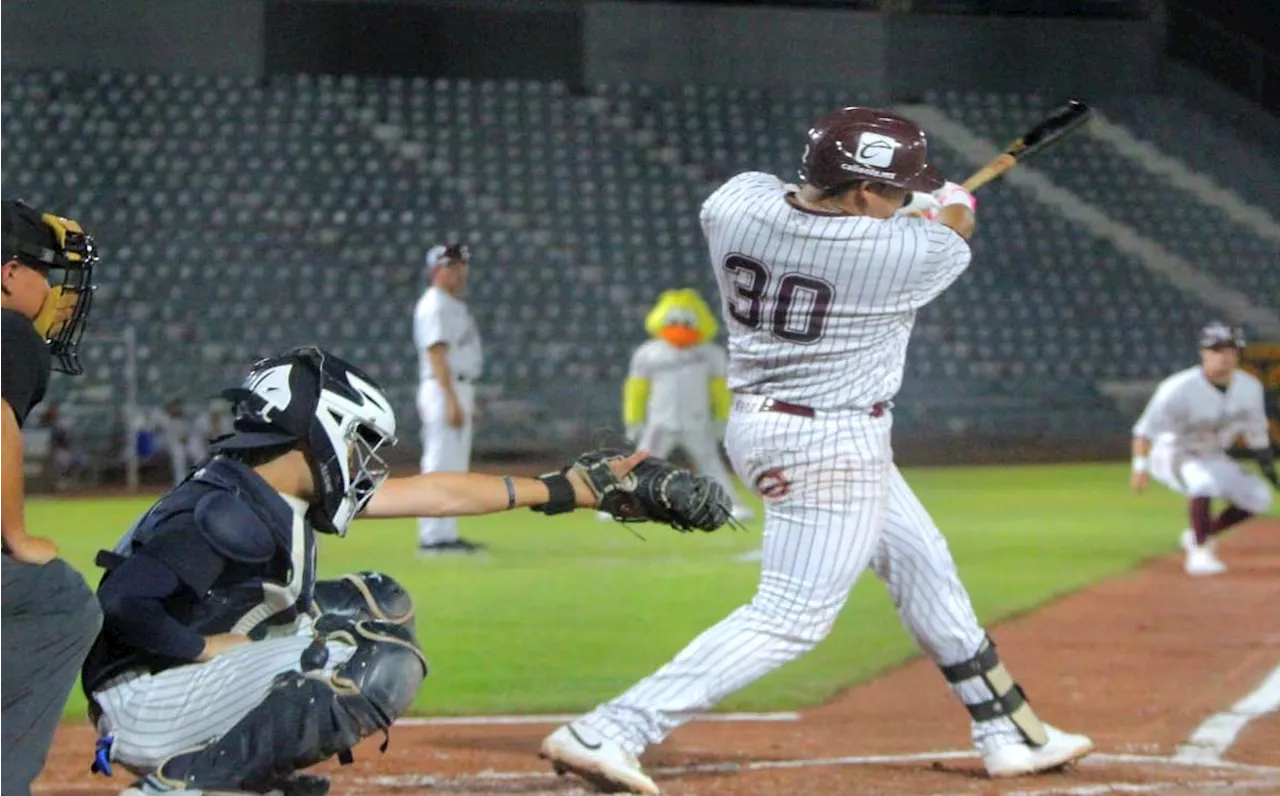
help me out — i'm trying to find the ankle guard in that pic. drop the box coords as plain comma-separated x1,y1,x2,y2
941,636,1048,747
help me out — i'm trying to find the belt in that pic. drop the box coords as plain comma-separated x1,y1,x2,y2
759,397,888,419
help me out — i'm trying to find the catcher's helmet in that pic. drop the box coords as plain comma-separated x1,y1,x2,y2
800,107,945,194
212,346,397,536
1199,321,1246,350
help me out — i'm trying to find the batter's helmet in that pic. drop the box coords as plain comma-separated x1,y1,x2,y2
800,107,945,194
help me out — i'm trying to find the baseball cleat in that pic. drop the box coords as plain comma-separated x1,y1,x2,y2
983,724,1094,778
1180,530,1228,576
541,724,660,795
416,538,488,557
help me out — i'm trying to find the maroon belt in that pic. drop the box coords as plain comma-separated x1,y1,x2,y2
760,398,887,419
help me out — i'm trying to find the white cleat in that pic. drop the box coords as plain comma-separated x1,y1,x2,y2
541,724,660,795
983,724,1095,778
1181,529,1228,576
730,505,756,523
597,511,616,522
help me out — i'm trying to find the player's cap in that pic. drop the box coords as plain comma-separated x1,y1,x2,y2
426,243,470,269
800,107,944,194
1199,321,1246,349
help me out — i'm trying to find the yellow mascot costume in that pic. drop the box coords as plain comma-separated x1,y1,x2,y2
617,288,752,522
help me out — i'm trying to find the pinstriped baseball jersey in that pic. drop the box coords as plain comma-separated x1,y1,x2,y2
701,172,971,409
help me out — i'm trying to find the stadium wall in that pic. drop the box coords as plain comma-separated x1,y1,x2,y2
3,0,1162,100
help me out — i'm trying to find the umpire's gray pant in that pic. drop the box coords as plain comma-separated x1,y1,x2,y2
2,554,102,796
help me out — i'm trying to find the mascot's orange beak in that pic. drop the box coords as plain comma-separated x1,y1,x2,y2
661,325,701,348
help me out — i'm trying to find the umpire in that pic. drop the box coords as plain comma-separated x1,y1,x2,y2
2,198,102,795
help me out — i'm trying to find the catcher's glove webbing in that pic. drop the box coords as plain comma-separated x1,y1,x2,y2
532,450,734,533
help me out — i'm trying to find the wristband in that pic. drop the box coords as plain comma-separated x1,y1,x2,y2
531,471,576,515
1132,456,1149,474
502,476,516,510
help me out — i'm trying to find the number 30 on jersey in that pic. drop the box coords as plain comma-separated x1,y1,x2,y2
722,254,834,344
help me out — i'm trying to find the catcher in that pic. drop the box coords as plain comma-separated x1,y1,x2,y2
83,345,731,796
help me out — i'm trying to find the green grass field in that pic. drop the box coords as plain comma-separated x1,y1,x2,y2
32,462,1190,720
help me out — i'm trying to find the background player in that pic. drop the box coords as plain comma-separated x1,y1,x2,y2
1131,321,1276,576
541,108,1092,794
615,288,753,522
413,242,486,554
1,198,103,796
86,345,707,795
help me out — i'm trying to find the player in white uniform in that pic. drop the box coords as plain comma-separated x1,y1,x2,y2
1131,322,1276,576
618,289,753,522
541,107,1093,794
413,243,486,554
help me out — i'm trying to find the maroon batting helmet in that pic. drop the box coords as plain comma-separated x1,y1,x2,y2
800,107,945,194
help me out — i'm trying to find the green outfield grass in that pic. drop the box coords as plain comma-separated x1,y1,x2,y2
32,462,1191,720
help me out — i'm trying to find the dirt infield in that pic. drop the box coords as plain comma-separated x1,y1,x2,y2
35,519,1280,795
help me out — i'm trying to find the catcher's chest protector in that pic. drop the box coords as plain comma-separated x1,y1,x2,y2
83,458,319,692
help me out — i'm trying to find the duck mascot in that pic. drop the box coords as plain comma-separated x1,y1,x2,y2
618,288,753,522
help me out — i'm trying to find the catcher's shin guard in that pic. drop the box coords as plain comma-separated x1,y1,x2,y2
941,636,1048,746
151,621,427,792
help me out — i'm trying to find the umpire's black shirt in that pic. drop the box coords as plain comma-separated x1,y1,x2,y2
1,307,51,426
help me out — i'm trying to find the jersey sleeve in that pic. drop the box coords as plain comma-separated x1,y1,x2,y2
906,223,973,309
413,294,450,351
1243,378,1273,449
628,343,654,378
1133,379,1177,438
1,312,44,425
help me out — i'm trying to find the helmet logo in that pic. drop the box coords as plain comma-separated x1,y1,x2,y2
854,132,898,168
245,364,294,423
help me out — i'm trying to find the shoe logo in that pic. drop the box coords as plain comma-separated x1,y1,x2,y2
568,725,602,750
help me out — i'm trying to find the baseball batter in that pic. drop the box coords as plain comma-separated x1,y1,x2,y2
542,108,1093,794
620,288,753,522
414,243,485,554
1131,322,1276,576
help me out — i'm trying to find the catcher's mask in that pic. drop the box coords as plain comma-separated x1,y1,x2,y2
212,346,398,536
2,199,98,375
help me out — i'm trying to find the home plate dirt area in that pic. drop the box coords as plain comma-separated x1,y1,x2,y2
36,519,1280,795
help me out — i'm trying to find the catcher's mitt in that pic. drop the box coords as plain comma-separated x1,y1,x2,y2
535,450,735,532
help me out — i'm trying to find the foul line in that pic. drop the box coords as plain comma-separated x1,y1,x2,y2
363,750,1280,790
397,710,799,727
1176,661,1280,764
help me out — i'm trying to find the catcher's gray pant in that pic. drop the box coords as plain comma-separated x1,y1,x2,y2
92,621,356,773
1,554,103,796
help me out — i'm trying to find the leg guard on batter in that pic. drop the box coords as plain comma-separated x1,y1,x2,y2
940,636,1048,747
147,620,427,793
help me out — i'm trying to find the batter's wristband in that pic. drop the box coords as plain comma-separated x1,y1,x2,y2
532,471,576,515
1132,456,1149,474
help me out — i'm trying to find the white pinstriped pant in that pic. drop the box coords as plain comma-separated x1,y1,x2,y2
583,396,1013,756
92,622,356,773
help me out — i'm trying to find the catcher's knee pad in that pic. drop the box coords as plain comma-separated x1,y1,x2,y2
941,636,1048,747
153,620,427,793
312,571,416,639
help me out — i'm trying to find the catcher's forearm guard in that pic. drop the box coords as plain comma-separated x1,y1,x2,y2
531,470,578,516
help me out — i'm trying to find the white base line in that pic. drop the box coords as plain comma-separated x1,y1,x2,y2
1176,661,1280,763
363,750,1280,789
397,710,800,727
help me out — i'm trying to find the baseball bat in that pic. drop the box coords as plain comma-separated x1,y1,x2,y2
961,100,1093,192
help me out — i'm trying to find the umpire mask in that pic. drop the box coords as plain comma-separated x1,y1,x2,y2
215,346,398,536
1,199,98,375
